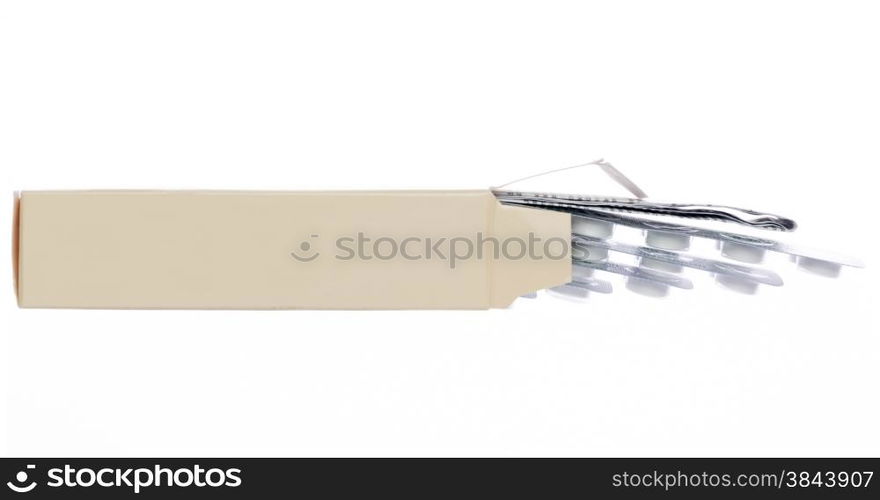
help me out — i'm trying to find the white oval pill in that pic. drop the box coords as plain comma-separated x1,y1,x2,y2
645,230,690,250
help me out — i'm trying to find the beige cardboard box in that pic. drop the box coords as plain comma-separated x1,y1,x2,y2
14,190,570,309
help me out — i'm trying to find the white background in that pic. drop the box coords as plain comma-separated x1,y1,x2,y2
1,1,878,457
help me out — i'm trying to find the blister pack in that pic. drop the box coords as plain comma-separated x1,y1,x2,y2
494,160,863,300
